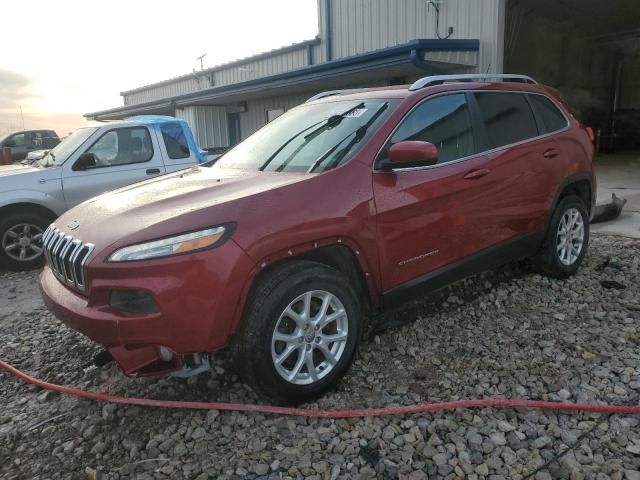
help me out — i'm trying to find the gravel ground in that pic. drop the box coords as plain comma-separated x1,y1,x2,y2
1,234,640,480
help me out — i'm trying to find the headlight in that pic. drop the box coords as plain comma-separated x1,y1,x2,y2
108,226,229,262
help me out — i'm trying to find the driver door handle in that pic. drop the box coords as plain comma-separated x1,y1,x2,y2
463,168,490,180
543,148,559,158
146,168,160,175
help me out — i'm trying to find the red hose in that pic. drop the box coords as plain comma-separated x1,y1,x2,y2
2,358,640,418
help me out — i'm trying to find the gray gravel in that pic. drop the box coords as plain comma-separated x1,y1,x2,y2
1,234,640,480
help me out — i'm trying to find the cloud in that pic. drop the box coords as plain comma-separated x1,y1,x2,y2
0,69,86,136
0,68,39,112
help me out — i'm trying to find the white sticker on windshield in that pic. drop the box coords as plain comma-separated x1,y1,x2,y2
344,108,367,118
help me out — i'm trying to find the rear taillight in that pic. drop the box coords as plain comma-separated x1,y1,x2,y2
585,126,595,143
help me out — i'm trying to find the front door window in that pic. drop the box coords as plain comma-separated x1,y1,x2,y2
85,127,153,167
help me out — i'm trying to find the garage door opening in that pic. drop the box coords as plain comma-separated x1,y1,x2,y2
505,0,640,154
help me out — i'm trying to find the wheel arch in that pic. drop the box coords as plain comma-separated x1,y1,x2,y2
230,239,378,340
0,202,58,224
558,179,592,213
547,173,594,225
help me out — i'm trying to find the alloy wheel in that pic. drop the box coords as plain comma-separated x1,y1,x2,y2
556,208,584,266
2,223,45,262
271,290,349,386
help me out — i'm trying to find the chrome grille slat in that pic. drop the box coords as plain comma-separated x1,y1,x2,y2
68,240,83,286
43,225,94,292
51,233,66,274
59,237,74,281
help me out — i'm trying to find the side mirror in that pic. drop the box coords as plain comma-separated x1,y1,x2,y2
74,152,97,170
3,140,15,148
380,141,439,170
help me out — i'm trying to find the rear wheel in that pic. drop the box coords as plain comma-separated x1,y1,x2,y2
532,195,589,279
0,211,51,270
233,261,361,404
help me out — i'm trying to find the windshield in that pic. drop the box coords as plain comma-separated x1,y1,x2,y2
39,127,99,167
214,100,392,173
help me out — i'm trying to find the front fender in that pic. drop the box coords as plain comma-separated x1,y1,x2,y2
0,190,66,217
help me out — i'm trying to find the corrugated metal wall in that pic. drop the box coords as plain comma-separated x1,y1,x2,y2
175,106,229,149
216,49,308,86
123,48,312,107
124,77,203,106
119,0,506,113
327,0,504,73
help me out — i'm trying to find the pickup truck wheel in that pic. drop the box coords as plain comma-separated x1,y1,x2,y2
532,194,589,279
234,261,361,405
0,211,50,270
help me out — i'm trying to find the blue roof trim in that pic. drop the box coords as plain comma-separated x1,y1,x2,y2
87,39,480,118
124,115,207,163
124,115,183,124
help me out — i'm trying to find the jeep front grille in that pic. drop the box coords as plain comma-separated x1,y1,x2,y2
42,225,95,291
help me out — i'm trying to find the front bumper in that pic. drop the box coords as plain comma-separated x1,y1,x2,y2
39,240,255,375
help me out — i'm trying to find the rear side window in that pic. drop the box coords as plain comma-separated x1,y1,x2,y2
529,94,568,133
474,92,538,149
390,93,475,165
161,124,190,159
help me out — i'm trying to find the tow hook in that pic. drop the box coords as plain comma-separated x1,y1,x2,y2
172,353,211,378
93,350,113,368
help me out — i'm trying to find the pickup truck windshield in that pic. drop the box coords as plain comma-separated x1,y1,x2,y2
214,100,392,173
39,127,99,167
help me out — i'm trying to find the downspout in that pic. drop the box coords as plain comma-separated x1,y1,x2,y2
322,0,332,62
307,43,314,65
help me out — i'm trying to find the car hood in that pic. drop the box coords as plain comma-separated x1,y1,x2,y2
55,166,310,253
0,163,60,182
0,164,39,178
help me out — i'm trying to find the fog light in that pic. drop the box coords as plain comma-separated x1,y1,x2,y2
157,346,174,362
110,290,159,314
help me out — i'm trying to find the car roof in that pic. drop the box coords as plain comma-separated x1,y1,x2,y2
87,115,191,129
308,74,556,104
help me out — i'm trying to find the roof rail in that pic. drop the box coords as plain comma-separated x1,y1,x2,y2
409,74,537,91
306,88,371,103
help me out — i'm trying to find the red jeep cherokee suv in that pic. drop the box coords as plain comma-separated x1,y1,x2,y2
40,74,595,404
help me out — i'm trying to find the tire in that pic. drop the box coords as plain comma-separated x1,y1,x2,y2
532,194,589,279
233,260,362,405
0,210,51,270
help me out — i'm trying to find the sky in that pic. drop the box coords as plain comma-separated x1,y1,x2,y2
0,0,318,137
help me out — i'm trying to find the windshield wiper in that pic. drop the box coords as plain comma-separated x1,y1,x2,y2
307,103,388,173
260,102,365,172
258,120,325,171
274,103,366,173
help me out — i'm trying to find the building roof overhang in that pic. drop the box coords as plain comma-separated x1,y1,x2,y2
86,38,479,120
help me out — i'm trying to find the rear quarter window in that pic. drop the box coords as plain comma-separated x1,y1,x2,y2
474,92,539,149
528,94,569,133
161,124,190,159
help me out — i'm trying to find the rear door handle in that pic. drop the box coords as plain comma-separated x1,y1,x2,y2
543,148,559,158
463,168,490,180
146,168,160,175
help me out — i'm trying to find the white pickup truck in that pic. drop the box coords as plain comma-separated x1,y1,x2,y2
0,116,212,269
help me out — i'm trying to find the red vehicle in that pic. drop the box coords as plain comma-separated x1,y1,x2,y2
40,74,595,404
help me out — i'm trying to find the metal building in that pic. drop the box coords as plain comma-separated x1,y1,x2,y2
86,0,639,154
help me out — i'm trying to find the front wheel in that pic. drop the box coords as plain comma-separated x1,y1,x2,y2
0,211,51,270
532,194,589,279
233,261,361,405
